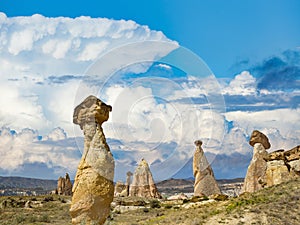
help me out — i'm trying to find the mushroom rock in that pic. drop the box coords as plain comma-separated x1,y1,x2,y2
129,159,161,198
193,140,221,196
249,130,271,149
70,95,114,225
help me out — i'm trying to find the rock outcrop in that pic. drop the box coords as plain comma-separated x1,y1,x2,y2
129,159,161,198
114,181,127,197
264,146,300,187
70,96,114,225
57,173,72,196
193,140,221,196
243,130,300,193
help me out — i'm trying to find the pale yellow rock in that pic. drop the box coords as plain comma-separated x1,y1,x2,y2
242,143,268,193
193,140,221,196
70,96,114,225
129,159,161,198
265,160,291,186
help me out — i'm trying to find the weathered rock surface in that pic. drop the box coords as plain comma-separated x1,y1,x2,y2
57,173,72,196
249,130,271,149
264,145,300,186
243,130,300,193
193,140,221,196
243,143,268,192
70,95,114,225
114,181,126,197
129,159,161,198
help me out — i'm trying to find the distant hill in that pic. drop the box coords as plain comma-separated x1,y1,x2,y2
156,177,244,196
0,176,57,191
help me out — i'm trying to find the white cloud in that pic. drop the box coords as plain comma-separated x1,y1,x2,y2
225,108,300,151
0,127,80,177
0,13,175,77
0,13,177,135
222,71,256,96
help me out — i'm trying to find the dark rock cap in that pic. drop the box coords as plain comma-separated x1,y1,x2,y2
249,130,271,149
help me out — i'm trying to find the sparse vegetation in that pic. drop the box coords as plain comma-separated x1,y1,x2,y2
0,178,299,224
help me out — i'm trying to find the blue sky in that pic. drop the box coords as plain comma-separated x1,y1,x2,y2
0,1,299,181
1,0,300,77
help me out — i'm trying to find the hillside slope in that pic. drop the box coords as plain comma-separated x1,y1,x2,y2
111,177,300,225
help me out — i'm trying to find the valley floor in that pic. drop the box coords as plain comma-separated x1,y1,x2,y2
0,178,299,225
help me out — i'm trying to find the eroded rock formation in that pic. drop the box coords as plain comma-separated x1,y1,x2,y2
193,140,221,196
57,173,72,196
242,142,268,192
243,130,300,193
264,146,300,187
70,95,114,225
129,159,161,198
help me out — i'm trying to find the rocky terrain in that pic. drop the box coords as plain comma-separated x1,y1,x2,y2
1,177,297,224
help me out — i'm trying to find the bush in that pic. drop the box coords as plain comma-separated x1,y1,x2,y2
150,200,161,208
41,214,50,222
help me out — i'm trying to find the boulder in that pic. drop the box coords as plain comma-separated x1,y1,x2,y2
249,130,271,149
129,159,161,198
167,193,188,201
70,96,114,225
193,140,221,196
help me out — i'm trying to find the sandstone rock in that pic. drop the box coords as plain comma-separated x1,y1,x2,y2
209,193,228,201
167,193,188,201
64,173,73,196
57,176,65,195
243,143,268,193
249,130,271,149
284,145,300,161
57,173,73,196
289,160,300,176
70,96,114,225
264,149,285,161
193,140,221,196
129,158,161,198
265,160,291,186
114,181,126,197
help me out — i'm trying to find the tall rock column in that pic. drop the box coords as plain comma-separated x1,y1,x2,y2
70,95,114,225
129,159,161,198
193,140,221,196
242,130,270,193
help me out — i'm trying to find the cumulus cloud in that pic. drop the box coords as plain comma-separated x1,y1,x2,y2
222,71,256,96
0,12,175,77
225,108,300,151
0,13,177,135
0,127,80,178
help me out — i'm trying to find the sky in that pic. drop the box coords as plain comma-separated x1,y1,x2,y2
0,1,299,181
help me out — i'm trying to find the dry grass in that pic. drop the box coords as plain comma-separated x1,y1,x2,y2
0,195,72,225
1,178,299,225
110,178,300,225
